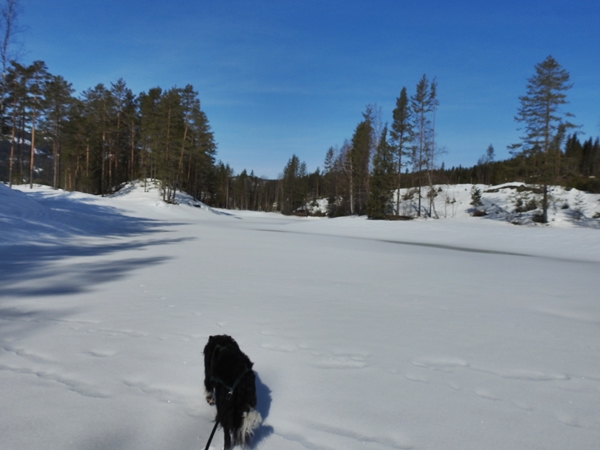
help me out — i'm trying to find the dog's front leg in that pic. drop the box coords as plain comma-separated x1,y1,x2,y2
204,387,215,405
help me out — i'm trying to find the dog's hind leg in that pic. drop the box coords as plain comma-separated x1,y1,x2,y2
223,426,232,450
237,409,262,446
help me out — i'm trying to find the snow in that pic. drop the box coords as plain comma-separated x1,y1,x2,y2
1,180,600,450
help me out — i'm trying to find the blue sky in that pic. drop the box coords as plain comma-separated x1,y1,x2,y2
19,0,600,178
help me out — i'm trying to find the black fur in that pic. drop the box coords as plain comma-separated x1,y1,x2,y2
204,335,260,449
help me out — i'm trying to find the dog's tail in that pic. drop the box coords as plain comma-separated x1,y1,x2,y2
236,408,262,445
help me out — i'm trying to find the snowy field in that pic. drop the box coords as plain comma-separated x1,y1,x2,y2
1,181,600,450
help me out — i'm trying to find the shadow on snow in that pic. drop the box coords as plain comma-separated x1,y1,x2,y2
0,189,194,297
253,372,274,446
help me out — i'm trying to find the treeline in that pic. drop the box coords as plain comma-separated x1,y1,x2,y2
440,135,600,191
268,132,600,218
227,59,600,219
2,56,598,217
0,60,219,203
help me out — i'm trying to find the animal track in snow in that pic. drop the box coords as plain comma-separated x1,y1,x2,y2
307,421,414,449
260,343,296,353
473,366,570,382
259,329,278,336
2,345,56,364
474,388,500,401
122,378,202,417
312,358,368,369
556,412,580,428
55,317,101,325
87,328,149,338
311,351,369,370
448,381,461,391
411,357,469,372
0,361,110,399
404,372,430,383
84,349,117,358
296,345,371,370
511,399,533,411
413,357,571,386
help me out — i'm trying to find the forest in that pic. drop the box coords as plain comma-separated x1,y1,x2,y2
0,59,598,221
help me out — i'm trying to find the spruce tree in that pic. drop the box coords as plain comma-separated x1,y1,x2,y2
470,186,483,207
350,108,374,215
281,154,307,215
367,125,395,219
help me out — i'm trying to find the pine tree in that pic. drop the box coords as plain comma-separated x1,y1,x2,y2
60,98,89,191
410,74,437,217
138,87,163,184
109,79,138,185
390,87,412,216
41,75,74,188
22,61,49,188
80,83,115,194
510,56,577,223
179,85,216,201
5,60,27,186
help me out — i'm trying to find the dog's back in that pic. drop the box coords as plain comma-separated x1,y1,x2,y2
204,335,261,449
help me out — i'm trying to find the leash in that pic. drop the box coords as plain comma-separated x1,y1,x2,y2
204,419,220,450
203,390,234,450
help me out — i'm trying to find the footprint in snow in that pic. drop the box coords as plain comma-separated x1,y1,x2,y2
556,413,580,427
311,354,368,370
511,399,533,411
412,357,469,372
474,388,500,401
404,372,430,383
84,349,117,358
260,343,295,353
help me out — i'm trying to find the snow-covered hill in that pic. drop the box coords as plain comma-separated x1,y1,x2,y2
1,181,599,450
309,182,600,228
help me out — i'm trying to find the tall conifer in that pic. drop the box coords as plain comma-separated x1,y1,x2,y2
510,56,577,223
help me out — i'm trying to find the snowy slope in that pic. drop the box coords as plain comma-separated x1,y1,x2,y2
1,181,599,450
309,182,600,228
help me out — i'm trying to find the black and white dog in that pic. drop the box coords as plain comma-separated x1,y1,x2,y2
203,335,262,449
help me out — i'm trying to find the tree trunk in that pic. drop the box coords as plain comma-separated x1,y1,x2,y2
29,118,36,189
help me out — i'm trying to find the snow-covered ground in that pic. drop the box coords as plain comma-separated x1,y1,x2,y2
310,183,600,228
1,181,599,450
